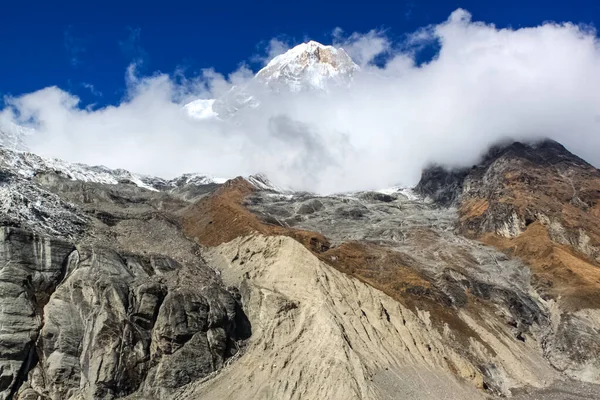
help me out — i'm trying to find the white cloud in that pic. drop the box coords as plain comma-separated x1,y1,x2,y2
250,38,292,66
263,38,291,65
3,9,600,194
81,83,102,97
333,28,390,67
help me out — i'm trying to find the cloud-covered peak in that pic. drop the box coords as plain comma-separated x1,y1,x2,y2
183,99,218,120
205,40,360,119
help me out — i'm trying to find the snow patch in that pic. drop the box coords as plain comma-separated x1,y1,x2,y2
375,186,419,201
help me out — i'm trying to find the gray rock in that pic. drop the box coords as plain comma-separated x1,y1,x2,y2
19,245,249,400
296,199,324,215
0,170,250,400
0,228,75,400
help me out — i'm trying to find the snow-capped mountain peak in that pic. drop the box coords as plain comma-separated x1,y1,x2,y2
246,173,286,192
186,40,359,119
255,41,359,91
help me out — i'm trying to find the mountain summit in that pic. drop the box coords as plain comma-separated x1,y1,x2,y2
190,41,359,119
255,41,359,92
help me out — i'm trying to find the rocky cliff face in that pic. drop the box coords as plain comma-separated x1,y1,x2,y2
0,228,75,399
1,139,600,399
17,241,248,400
0,166,250,400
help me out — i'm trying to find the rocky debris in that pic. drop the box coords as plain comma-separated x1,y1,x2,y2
240,186,555,378
358,191,396,203
296,198,324,215
414,165,469,206
189,235,557,399
544,309,600,382
188,168,599,396
511,379,600,399
0,171,87,240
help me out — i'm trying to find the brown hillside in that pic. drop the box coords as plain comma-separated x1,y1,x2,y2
455,140,600,309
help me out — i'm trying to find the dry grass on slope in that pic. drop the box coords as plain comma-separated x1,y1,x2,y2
181,177,330,251
457,152,600,311
482,222,600,311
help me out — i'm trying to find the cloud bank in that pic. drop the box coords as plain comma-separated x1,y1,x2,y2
3,9,600,193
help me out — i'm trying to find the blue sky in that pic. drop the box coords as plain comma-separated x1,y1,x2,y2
2,0,599,108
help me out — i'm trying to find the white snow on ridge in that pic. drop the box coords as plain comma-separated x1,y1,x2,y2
0,144,418,199
375,186,401,196
0,121,33,152
166,173,228,186
376,186,419,200
0,148,160,191
0,147,229,192
246,173,287,192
